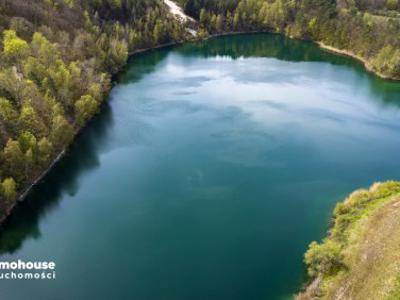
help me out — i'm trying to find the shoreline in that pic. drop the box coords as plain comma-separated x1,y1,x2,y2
128,41,185,56
205,32,400,82
296,181,400,299
316,42,400,81
0,40,190,229
1,31,399,228
0,150,65,225
201,30,400,82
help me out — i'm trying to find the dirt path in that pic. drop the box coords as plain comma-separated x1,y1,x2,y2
163,0,196,23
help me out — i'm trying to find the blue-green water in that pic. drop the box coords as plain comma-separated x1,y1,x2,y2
1,34,400,299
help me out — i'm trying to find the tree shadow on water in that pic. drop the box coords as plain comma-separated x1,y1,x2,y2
116,47,171,84
0,102,114,255
177,33,400,107
1,33,400,256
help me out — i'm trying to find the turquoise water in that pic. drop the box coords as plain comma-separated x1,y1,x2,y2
1,34,400,299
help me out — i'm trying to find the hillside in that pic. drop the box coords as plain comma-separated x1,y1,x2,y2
297,181,400,299
0,0,188,220
176,0,400,79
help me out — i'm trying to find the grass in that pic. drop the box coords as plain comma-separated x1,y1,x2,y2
297,181,400,300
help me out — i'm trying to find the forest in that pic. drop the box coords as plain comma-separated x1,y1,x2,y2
0,0,186,216
177,0,400,78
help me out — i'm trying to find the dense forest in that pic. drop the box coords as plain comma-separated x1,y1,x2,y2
0,0,186,217
177,0,400,78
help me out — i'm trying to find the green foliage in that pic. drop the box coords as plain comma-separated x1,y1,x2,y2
0,0,186,209
0,97,18,134
304,182,400,282
372,46,400,77
50,115,73,150
386,0,399,10
304,240,343,277
18,105,47,138
332,181,400,242
1,178,16,203
3,30,29,61
2,139,25,183
18,132,37,153
64,0,75,8
74,95,99,127
180,0,400,79
37,137,53,167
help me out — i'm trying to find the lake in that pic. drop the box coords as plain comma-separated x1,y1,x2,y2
1,33,400,300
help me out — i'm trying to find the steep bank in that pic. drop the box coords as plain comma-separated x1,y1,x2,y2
297,181,400,299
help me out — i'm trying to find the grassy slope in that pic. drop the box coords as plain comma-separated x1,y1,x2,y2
297,181,400,299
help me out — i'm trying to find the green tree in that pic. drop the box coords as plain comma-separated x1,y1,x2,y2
50,114,73,149
88,83,103,101
153,20,164,44
210,14,218,32
24,148,34,178
18,131,37,154
200,9,209,25
108,39,128,73
37,137,53,167
74,95,99,127
233,12,240,30
2,139,25,183
216,14,225,32
18,105,47,137
31,32,59,67
2,30,29,62
2,178,17,203
0,97,18,134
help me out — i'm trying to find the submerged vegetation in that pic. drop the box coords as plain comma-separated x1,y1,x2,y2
297,181,400,299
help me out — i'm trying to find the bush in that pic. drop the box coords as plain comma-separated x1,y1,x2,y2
304,239,343,277
331,182,400,242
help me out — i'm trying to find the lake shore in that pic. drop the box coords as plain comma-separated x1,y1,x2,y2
317,42,400,81
296,181,400,299
1,32,399,227
0,150,65,225
205,33,400,82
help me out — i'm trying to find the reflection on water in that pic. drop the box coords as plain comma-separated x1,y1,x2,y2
0,33,399,300
174,34,400,105
0,103,114,254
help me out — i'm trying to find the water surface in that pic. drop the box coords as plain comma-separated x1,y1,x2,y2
1,34,400,300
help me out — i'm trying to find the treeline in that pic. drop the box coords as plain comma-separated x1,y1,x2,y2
177,0,400,78
0,0,186,215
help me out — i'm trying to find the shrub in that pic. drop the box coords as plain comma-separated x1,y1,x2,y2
304,239,343,277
